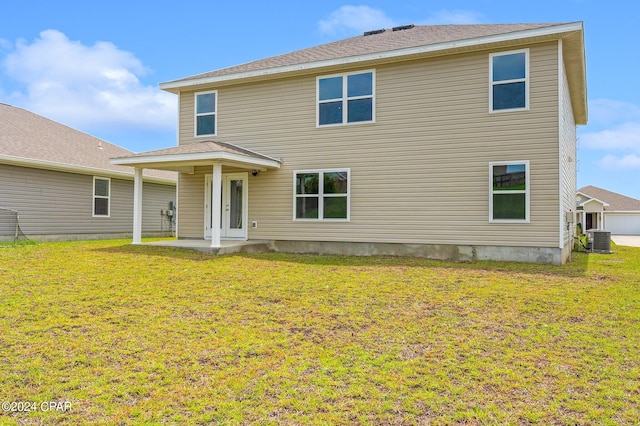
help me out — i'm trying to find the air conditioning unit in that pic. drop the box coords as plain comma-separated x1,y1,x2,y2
588,230,611,253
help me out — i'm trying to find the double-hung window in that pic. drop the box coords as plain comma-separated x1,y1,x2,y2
490,49,529,112
195,91,217,136
93,177,110,217
294,169,350,220
317,71,374,126
490,161,529,222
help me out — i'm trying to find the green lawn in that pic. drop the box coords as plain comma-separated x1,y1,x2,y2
0,239,639,425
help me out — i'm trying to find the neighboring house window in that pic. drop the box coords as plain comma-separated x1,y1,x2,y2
490,49,529,112
93,177,110,217
195,91,217,136
490,161,529,222
317,70,374,126
294,169,350,220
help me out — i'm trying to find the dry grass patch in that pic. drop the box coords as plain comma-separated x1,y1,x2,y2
0,239,639,424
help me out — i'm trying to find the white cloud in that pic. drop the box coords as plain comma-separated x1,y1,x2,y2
1,29,175,132
319,5,397,36
598,153,640,170
580,122,640,152
418,9,484,25
587,98,640,126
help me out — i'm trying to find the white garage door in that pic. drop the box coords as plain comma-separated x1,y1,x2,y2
606,213,640,235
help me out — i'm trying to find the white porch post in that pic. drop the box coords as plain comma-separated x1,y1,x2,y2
132,167,144,244
211,164,222,248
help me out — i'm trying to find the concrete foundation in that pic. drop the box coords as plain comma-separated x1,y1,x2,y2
149,239,566,265
269,240,564,265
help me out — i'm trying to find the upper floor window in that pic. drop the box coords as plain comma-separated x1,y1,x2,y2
93,177,110,217
489,161,529,222
195,91,217,136
294,169,350,220
317,70,374,126
490,49,529,112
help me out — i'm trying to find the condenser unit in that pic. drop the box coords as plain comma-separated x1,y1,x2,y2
588,230,612,253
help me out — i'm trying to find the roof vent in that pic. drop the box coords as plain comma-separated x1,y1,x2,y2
363,28,386,36
392,24,415,32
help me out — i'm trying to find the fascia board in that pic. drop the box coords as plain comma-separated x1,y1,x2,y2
111,151,282,169
160,22,583,92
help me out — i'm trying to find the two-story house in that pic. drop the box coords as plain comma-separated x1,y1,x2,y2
113,22,587,264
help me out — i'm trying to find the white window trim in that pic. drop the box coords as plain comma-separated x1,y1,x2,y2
93,176,111,218
489,49,529,113
316,70,375,127
194,90,217,137
293,168,351,221
489,161,530,223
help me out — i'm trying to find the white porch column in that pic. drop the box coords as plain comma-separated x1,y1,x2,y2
132,167,144,244
211,164,222,248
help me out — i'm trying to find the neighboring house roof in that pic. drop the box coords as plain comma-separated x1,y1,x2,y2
0,104,176,184
111,140,282,171
160,22,586,124
578,186,640,212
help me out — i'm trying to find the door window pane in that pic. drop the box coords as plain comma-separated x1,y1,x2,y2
229,180,243,229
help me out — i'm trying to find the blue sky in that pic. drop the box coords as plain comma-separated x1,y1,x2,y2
1,0,639,198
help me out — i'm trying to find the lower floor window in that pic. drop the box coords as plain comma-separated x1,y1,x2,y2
490,161,529,222
93,177,110,217
294,169,350,220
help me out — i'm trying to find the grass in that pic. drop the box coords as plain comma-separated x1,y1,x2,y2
0,239,639,425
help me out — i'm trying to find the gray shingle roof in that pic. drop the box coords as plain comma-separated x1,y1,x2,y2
164,23,561,85
0,104,176,183
579,186,640,212
113,140,281,163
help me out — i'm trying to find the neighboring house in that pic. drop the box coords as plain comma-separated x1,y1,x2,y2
112,22,587,264
577,186,640,235
0,104,176,241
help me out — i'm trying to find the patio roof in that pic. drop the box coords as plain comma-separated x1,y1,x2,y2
111,140,282,172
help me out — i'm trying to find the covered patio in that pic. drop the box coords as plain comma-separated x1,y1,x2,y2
111,141,281,248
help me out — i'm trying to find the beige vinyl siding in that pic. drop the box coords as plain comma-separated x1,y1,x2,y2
177,169,206,238
177,42,561,247
0,164,175,237
559,40,578,253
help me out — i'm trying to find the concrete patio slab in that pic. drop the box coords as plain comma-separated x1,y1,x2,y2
145,239,273,254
